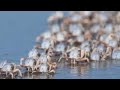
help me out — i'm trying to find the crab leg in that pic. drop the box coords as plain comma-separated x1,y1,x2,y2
80,57,90,63
58,55,63,62
9,72,14,79
13,69,22,77
81,50,85,58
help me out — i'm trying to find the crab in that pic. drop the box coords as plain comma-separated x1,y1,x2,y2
49,23,61,34
42,39,55,49
96,44,106,55
101,46,112,61
90,24,101,34
104,23,113,34
53,42,69,62
34,53,57,74
28,48,40,59
90,48,101,61
112,47,120,60
69,34,85,47
55,32,66,42
105,33,119,48
20,57,37,73
47,11,64,25
69,24,84,37
75,35,84,43
1,63,22,79
99,33,108,43
69,12,82,23
65,47,89,65
36,31,52,43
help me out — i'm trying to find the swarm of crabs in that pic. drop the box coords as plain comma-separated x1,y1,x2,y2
1,11,120,79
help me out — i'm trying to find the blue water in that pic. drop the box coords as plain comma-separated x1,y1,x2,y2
0,11,51,62
0,11,120,79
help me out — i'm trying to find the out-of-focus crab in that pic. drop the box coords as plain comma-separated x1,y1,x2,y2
112,47,120,60
65,47,89,65
20,57,37,73
1,62,22,79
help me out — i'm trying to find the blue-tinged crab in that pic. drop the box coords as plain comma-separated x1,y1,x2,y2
20,57,37,73
90,48,101,61
47,11,64,25
65,47,90,65
112,47,120,60
53,42,69,62
36,31,52,43
105,33,118,48
0,62,22,79
34,53,57,74
69,24,84,37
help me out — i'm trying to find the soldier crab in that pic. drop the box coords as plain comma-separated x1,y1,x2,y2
0,62,22,79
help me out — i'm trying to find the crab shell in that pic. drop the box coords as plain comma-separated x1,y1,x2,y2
99,34,108,42
28,49,39,59
90,52,100,61
55,43,66,52
41,39,52,49
39,64,48,73
56,32,65,42
80,41,91,49
104,23,113,34
76,35,84,43
24,58,36,67
47,11,64,24
90,24,101,34
41,31,52,39
96,44,106,54
50,24,61,33
112,50,120,60
69,24,83,36
106,39,118,48
69,49,80,59
39,54,48,64
70,14,82,22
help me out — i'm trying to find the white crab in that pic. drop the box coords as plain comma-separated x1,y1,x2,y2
90,24,101,34
66,47,89,64
104,23,113,34
20,57,36,73
35,54,56,73
50,24,61,33
69,24,84,36
28,48,39,59
1,63,22,79
112,47,120,60
90,48,100,61
105,34,118,48
48,11,64,24
56,32,65,42
70,13,82,22
40,39,55,50
55,42,66,53
76,35,84,43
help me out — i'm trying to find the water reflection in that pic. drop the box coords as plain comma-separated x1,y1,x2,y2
22,72,54,79
90,60,112,69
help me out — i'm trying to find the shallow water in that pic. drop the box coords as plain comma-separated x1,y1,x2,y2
0,11,120,79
